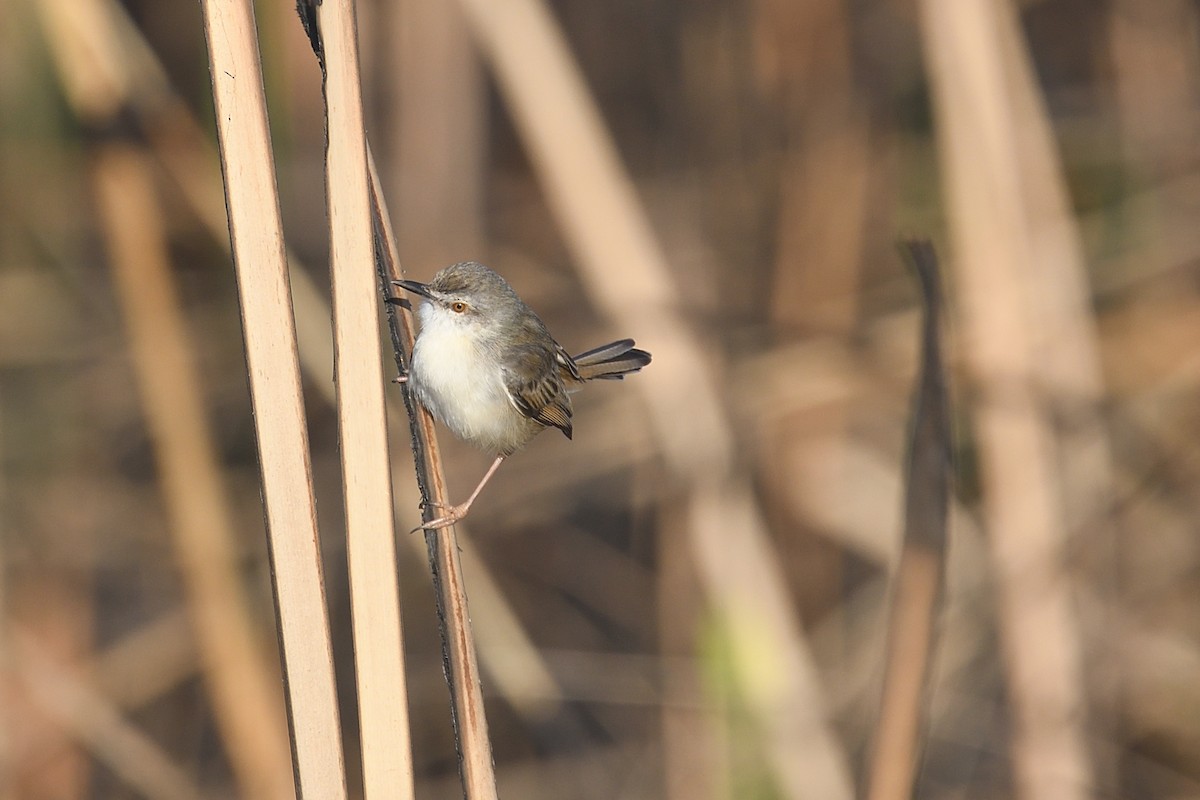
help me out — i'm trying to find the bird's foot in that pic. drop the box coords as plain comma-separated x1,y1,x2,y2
410,500,469,532
392,372,408,384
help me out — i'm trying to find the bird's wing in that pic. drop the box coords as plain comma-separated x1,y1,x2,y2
502,344,574,439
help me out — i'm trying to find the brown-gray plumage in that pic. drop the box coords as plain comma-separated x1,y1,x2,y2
393,262,651,529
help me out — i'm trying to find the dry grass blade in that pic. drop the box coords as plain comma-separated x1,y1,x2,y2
866,240,952,800
918,0,1096,797
200,0,347,795
307,0,416,794
371,151,500,800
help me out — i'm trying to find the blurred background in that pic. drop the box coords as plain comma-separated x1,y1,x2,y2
2,0,1199,797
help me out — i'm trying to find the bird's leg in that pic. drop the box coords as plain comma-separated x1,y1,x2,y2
415,455,506,531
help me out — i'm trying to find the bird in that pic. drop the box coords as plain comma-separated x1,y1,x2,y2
393,261,651,530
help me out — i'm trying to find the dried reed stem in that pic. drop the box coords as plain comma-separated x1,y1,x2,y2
309,1,416,794
866,241,951,800
370,151,500,800
93,609,195,710
200,0,347,795
918,0,1095,797
658,505,730,800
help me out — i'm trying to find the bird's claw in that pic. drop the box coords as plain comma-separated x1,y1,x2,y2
409,499,465,532
410,506,466,533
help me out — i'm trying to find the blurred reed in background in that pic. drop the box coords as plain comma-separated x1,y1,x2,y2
1,0,1199,797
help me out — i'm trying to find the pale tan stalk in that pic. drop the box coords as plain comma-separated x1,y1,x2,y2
0,396,9,800
92,610,195,710
659,505,730,800
917,0,1096,797
200,0,347,795
312,2,416,795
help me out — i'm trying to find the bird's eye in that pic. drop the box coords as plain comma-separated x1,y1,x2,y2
451,301,467,313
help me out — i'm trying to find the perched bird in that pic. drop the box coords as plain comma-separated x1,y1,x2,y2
394,262,651,529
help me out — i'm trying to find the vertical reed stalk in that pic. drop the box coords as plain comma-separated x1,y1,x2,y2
309,0,416,794
201,0,347,795
370,151,500,800
299,3,496,793
917,1,1096,797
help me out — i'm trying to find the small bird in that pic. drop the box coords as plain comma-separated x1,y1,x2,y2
393,262,651,530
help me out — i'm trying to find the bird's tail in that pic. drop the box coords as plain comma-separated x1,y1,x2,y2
572,339,652,381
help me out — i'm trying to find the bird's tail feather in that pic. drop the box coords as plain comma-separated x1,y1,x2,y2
573,339,652,380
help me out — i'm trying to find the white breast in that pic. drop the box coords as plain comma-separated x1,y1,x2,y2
409,306,527,453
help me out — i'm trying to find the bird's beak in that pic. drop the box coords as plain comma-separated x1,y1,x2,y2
392,279,432,299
